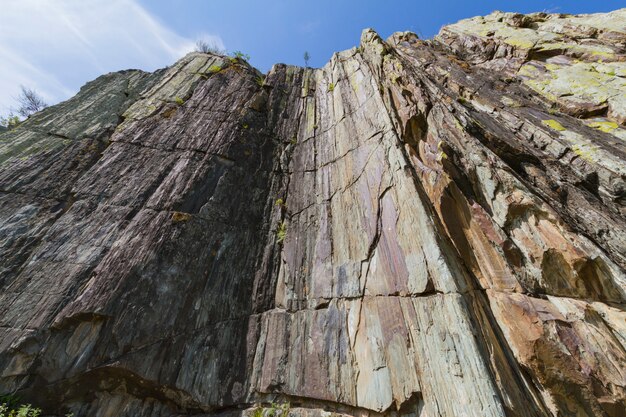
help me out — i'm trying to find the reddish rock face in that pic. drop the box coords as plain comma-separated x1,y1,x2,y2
1,9,625,417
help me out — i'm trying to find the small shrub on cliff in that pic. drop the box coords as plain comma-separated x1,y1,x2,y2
276,221,287,244
231,51,250,62
0,86,48,131
208,65,222,74
0,406,73,417
269,402,290,417
250,402,290,417
0,115,21,130
0,402,42,417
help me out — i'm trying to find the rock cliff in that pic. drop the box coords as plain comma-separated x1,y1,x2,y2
1,9,625,417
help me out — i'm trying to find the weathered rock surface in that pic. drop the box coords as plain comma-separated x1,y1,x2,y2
1,9,625,417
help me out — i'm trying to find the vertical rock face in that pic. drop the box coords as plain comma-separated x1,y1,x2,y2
1,9,625,417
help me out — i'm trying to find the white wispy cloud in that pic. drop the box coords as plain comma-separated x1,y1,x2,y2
0,0,224,114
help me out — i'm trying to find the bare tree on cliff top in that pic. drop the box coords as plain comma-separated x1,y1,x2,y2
195,39,224,55
15,86,47,118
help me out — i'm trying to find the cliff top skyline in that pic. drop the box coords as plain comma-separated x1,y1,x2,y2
1,0,624,115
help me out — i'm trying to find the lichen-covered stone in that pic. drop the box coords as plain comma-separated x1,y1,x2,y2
439,8,626,125
1,10,625,417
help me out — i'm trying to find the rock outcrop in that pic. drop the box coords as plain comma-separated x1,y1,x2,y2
1,9,625,417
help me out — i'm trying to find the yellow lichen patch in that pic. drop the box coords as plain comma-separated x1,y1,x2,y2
349,73,360,93
172,212,192,223
504,37,535,50
301,72,311,97
587,120,619,133
544,63,561,72
501,97,522,108
594,61,626,77
542,119,566,131
524,81,559,102
517,64,541,78
516,64,554,96
208,65,222,73
590,50,615,60
537,42,616,62
572,143,598,162
517,59,625,115
305,99,316,134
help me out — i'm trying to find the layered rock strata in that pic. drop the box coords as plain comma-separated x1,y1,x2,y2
1,9,625,417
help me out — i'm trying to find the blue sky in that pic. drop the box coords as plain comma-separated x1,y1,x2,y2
1,0,624,114
145,0,626,70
